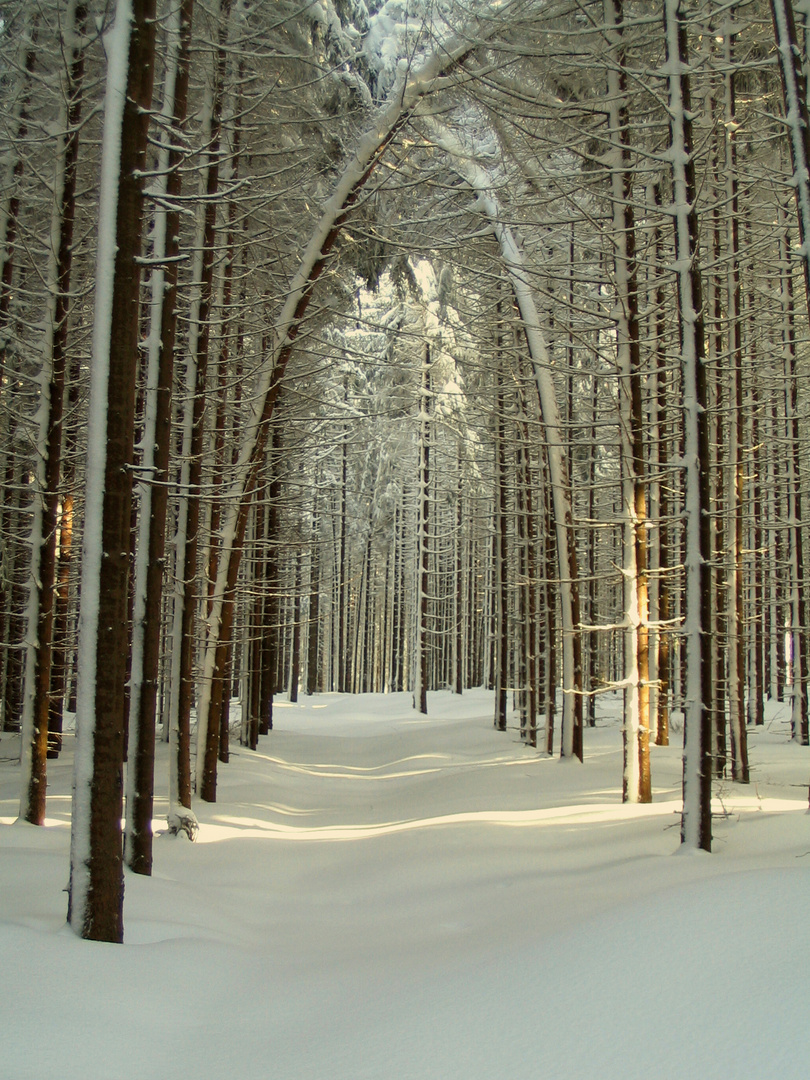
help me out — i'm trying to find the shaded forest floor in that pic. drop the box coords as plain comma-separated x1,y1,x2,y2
1,689,808,1079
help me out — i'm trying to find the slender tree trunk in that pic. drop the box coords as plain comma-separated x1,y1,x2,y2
651,180,671,747
186,0,233,803
493,352,508,731
665,0,713,851
129,0,196,859
259,425,283,734
771,0,810,747
722,20,749,779
454,443,465,696
306,500,321,695
605,0,650,803
19,1,87,825
289,553,302,703
414,344,431,715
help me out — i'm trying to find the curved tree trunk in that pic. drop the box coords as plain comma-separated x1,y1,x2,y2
193,24,491,799
429,122,583,761
605,0,650,803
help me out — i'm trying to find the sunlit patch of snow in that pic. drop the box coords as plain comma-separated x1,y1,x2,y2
2,689,809,1079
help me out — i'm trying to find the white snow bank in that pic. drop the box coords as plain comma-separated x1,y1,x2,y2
1,689,808,1079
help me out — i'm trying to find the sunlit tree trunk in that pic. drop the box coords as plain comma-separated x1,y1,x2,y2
605,0,650,803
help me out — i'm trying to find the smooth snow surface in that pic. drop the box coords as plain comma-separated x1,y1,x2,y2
2,689,808,1079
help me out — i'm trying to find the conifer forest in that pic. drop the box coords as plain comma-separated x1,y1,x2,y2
1,0,810,943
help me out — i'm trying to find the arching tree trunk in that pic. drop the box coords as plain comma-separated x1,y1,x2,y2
192,23,496,798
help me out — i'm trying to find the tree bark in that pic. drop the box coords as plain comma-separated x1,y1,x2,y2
605,0,651,803
665,0,713,852
19,1,87,825
192,20,497,793
68,0,157,941
128,0,197,861
414,344,431,716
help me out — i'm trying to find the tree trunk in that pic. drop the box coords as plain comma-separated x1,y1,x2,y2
414,344,431,716
129,0,197,860
665,0,713,852
192,22,495,778
19,0,87,825
492,352,508,731
605,0,650,803
722,19,749,779
68,0,157,941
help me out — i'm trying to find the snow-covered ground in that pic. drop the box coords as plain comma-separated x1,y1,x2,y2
1,689,808,1079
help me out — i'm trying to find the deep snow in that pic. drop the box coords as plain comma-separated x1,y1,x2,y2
1,688,808,1079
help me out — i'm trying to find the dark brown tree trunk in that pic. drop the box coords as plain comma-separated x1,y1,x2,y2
722,22,749,778
414,344,431,716
289,554,303,703
493,348,508,731
127,0,195,866
20,1,88,825
455,443,465,696
68,0,157,941
187,0,233,803
259,424,283,736
306,500,321,695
